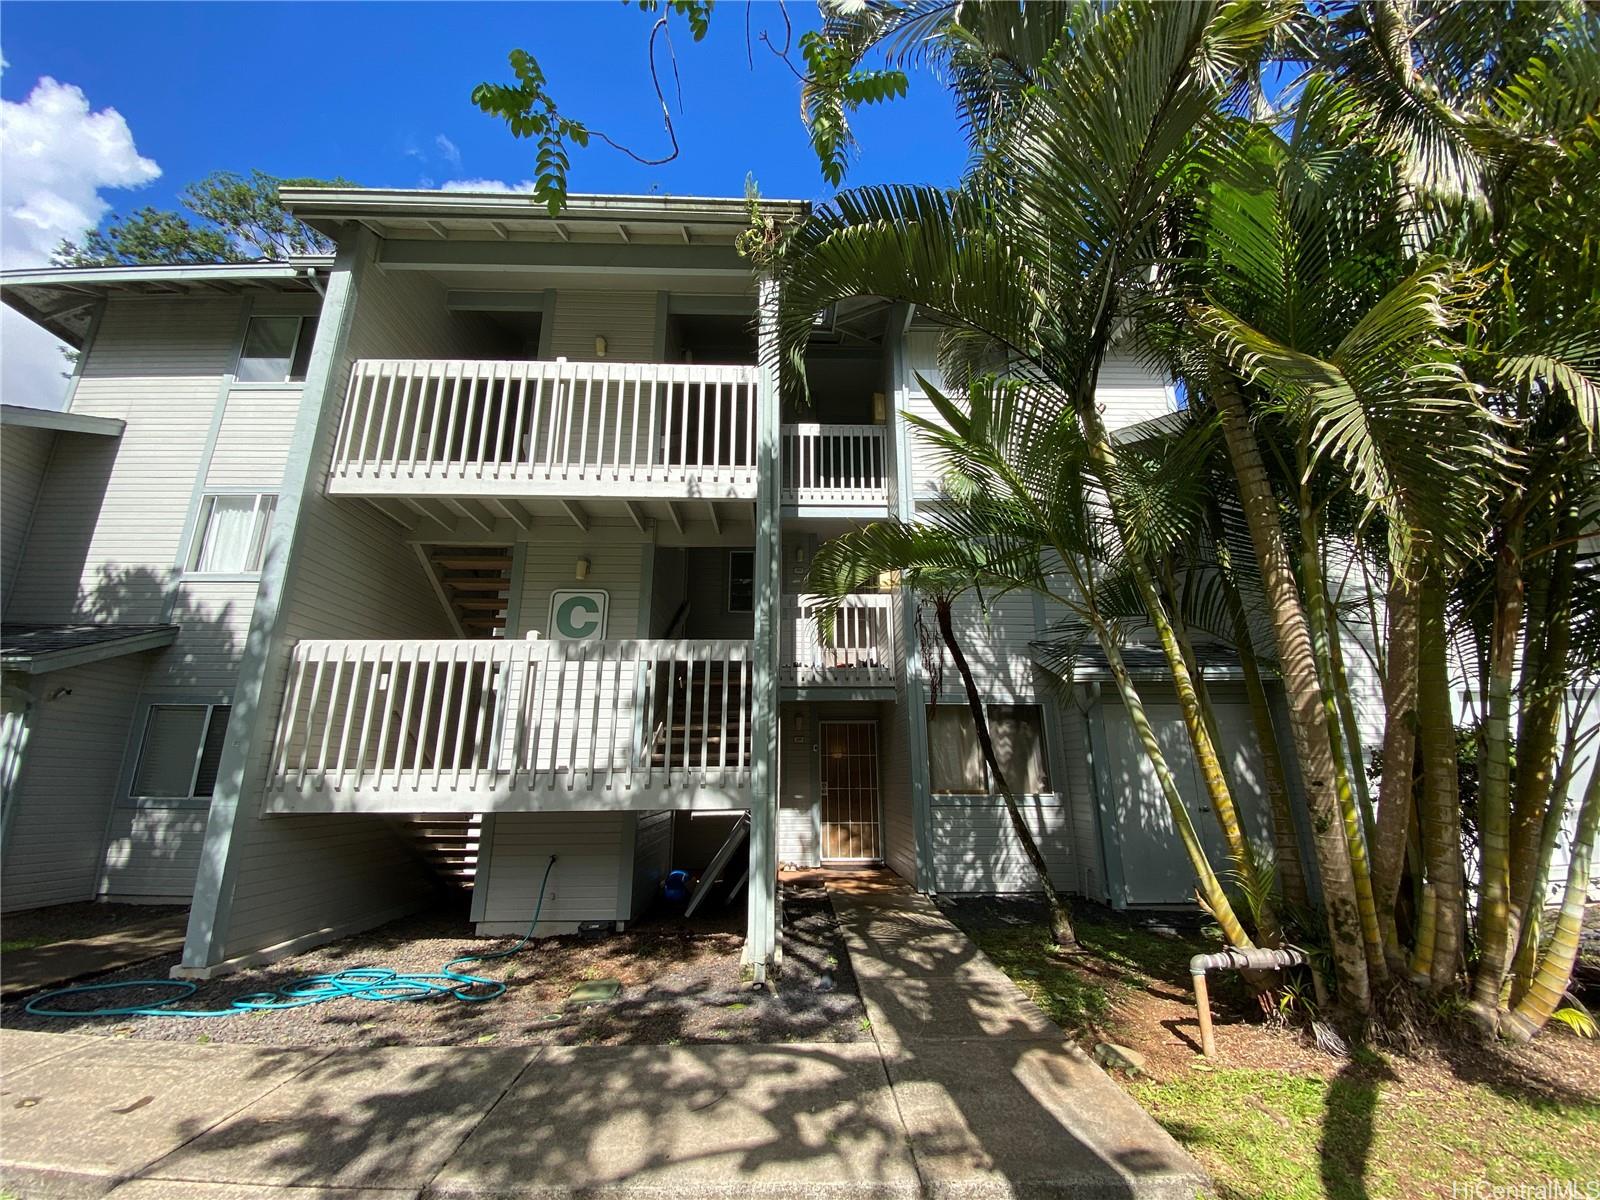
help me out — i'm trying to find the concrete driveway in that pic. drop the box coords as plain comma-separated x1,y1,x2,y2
0,874,1203,1199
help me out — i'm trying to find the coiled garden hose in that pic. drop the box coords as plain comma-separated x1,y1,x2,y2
24,855,558,1020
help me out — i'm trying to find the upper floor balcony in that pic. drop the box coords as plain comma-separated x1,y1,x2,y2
780,423,890,511
328,358,760,505
780,592,897,694
327,359,894,514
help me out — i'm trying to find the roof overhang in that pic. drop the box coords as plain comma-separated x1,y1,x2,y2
0,259,332,347
0,624,180,675
0,404,124,437
282,187,810,252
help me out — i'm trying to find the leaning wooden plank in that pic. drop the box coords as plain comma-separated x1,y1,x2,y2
686,813,750,917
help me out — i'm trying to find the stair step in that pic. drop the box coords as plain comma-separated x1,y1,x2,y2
433,554,512,570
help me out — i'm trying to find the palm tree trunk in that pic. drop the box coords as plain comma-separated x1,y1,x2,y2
1472,518,1524,1010
932,598,1077,949
1078,402,1266,935
1507,522,1576,989
1501,751,1600,1042
1299,513,1388,984
1326,603,1378,842
1096,633,1255,949
1372,566,1420,967
1218,560,1310,911
1417,569,1466,991
1163,566,1282,940
1509,704,1588,1006
1210,373,1370,1012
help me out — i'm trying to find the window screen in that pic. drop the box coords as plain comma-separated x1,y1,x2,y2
132,705,231,800
237,315,311,383
189,494,276,574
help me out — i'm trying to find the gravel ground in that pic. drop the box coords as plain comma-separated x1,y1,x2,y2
2,902,187,949
2,884,867,1048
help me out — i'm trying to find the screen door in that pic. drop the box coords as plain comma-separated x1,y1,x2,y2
819,720,881,861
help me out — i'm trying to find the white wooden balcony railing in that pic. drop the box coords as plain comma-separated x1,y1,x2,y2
264,638,752,814
328,359,761,499
780,423,889,506
780,593,896,689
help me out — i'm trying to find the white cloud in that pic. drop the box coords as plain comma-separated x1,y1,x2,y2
1,75,161,408
439,178,539,194
435,134,462,169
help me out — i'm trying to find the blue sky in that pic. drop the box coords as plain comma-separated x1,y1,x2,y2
1,2,961,404
2,1,962,210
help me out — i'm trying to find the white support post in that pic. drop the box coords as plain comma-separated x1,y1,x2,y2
745,273,782,979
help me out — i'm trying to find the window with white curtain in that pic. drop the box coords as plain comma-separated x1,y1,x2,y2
925,703,1051,794
988,705,1052,793
927,706,985,793
188,493,276,575
236,315,312,383
131,704,231,801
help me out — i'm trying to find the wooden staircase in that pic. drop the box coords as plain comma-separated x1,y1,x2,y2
648,661,752,770
404,814,482,890
429,547,513,636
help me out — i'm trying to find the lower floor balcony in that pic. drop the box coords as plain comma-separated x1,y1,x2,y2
265,638,753,814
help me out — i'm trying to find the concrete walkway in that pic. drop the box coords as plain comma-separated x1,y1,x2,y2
1,912,189,1000
0,874,1203,1199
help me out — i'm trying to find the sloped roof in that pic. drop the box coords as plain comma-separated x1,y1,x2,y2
0,259,331,346
1,624,179,674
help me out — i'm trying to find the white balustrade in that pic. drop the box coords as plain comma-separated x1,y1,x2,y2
329,359,760,498
780,593,897,688
265,638,752,812
780,423,889,505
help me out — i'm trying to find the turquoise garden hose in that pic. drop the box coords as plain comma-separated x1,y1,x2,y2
24,855,558,1020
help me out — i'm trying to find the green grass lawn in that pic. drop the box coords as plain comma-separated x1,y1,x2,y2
0,936,57,954
950,904,1600,1200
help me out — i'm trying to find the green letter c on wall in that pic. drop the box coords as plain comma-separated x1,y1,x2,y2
549,590,608,641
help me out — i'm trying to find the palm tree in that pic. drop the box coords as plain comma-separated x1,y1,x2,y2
809,375,1257,948
776,0,1313,986
1319,0,1600,1024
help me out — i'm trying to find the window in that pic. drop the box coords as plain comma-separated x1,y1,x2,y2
988,705,1052,793
727,549,754,613
236,315,313,384
927,706,985,794
188,493,276,575
132,704,231,801
925,704,1051,794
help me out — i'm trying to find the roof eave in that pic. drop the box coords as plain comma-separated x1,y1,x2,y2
1,627,179,675
0,405,125,437
281,187,809,225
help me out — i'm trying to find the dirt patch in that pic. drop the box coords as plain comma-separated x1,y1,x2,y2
2,902,187,951
3,885,867,1048
941,894,1600,1092
940,894,1600,1199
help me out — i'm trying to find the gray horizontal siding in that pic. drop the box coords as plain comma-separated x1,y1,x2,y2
2,424,53,614
100,807,209,901
9,297,241,624
476,811,626,930
2,656,145,911
928,793,1073,894
196,254,468,966
206,387,303,487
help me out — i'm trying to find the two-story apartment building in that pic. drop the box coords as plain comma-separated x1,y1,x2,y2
20,185,1552,983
